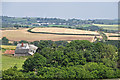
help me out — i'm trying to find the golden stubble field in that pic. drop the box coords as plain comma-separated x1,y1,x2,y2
104,33,119,40
1,28,101,42
31,27,99,35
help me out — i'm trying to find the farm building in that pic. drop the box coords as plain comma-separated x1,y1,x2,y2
4,50,15,55
14,43,38,56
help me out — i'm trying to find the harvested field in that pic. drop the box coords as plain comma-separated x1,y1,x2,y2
93,24,118,27
31,27,99,35
1,28,97,42
1,45,16,50
108,37,119,40
104,33,119,40
105,33,119,37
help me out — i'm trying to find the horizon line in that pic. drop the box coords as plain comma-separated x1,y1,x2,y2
1,15,118,20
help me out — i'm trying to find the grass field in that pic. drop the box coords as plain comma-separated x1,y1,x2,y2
1,28,97,42
48,25,68,27
2,55,26,70
92,24,118,31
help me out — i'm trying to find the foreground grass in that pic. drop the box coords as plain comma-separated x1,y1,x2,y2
2,55,26,70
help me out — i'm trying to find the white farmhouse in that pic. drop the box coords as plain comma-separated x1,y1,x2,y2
14,43,38,56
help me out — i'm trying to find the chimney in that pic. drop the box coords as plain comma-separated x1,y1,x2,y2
21,42,24,47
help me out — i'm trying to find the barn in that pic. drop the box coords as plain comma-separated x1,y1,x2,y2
14,43,38,56
4,50,15,55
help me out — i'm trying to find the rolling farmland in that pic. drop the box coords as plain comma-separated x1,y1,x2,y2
31,27,99,35
1,28,101,42
92,24,119,40
92,24,118,31
104,33,119,40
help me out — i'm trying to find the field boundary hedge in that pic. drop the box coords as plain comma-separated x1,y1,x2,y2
109,36,120,37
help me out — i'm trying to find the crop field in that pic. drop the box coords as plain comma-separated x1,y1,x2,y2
107,37,118,40
93,24,118,27
2,55,26,70
31,27,99,35
104,33,119,40
92,24,118,31
1,28,99,42
1,45,16,50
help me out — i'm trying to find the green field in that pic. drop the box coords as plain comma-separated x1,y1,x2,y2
48,25,69,27
92,24,118,31
2,55,26,70
80,24,92,27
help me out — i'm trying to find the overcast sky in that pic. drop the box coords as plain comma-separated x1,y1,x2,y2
2,0,119,2
2,2,118,19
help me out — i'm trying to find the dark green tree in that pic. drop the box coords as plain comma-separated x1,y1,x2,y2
2,37,9,45
23,53,46,72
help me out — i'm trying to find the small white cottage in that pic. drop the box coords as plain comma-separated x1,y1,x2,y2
14,43,38,56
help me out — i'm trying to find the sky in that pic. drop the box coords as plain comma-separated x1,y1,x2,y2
2,0,119,2
2,2,118,19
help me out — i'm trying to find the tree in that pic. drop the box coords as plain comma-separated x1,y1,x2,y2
19,40,28,43
84,62,117,79
2,37,9,45
23,53,46,72
93,42,117,60
66,40,93,51
2,65,24,79
13,41,18,45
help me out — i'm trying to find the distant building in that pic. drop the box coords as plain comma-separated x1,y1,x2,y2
14,43,38,56
92,36,98,42
94,36,97,40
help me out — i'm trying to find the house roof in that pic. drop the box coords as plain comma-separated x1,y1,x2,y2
4,50,15,54
16,43,29,48
15,43,38,55
15,49,29,54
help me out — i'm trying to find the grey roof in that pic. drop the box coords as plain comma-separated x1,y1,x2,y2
16,43,29,49
15,49,29,54
17,43,28,47
15,43,38,55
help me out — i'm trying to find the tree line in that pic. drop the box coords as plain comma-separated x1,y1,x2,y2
2,40,120,79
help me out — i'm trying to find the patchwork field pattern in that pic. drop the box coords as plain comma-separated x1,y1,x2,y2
1,28,99,42
93,24,118,31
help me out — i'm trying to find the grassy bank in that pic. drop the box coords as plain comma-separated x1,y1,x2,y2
2,55,26,70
